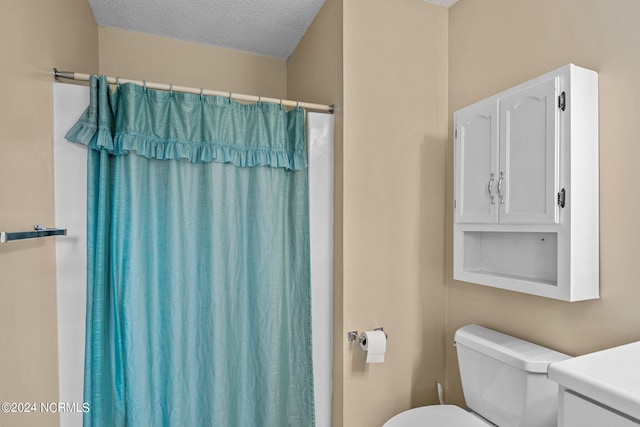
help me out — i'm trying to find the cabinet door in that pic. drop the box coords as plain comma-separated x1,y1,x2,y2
454,100,499,224
499,77,560,224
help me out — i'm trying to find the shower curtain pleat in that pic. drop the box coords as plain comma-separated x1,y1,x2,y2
67,75,314,427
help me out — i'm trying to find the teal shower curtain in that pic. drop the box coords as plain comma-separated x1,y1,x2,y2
66,76,314,426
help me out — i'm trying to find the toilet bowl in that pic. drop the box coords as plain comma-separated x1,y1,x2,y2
383,325,571,427
384,405,490,427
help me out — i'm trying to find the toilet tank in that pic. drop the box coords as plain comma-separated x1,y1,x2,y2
454,325,570,427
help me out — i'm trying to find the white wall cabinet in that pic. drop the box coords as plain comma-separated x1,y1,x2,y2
453,64,599,301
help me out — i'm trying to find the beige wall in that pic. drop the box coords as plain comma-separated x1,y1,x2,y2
287,0,345,425
341,0,449,425
0,0,98,426
446,0,640,405
98,27,286,99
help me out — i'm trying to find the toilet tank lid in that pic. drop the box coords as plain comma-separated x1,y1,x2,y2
454,325,571,373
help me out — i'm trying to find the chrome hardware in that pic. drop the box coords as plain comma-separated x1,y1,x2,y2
497,171,505,204
558,188,566,208
347,327,388,343
558,91,566,111
488,172,496,205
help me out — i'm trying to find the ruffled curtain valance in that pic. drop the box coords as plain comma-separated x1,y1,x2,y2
66,75,307,170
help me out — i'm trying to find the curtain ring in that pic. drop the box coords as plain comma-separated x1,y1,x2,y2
115,77,120,87
258,95,262,105
169,84,173,96
143,80,147,92
228,92,233,103
200,88,204,100
296,100,300,109
279,99,283,110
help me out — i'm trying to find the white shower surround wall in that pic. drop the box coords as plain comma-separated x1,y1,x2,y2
53,83,89,427
53,83,334,427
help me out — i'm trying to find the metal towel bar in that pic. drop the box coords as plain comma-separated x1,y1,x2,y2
0,224,67,243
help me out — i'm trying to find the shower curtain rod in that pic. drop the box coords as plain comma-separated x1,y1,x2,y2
53,68,334,113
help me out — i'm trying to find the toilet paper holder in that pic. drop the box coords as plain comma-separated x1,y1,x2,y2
347,327,387,344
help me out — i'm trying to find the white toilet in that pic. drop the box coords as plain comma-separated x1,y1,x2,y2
384,325,571,427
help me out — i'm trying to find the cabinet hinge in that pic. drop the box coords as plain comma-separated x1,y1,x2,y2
558,91,566,111
557,188,566,208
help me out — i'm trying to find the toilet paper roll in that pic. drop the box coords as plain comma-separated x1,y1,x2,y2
360,330,387,363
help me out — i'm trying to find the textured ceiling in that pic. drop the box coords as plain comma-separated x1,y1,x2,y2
88,0,458,60
88,0,327,60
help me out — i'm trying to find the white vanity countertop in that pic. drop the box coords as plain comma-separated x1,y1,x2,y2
548,340,640,420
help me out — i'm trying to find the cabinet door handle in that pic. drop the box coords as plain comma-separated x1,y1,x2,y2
488,173,496,205
498,171,505,204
